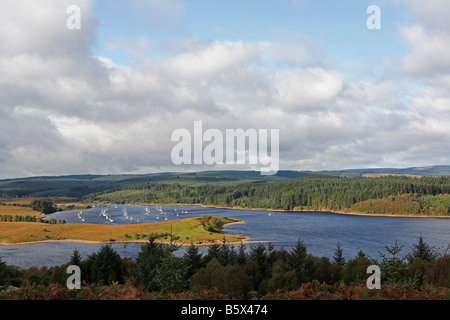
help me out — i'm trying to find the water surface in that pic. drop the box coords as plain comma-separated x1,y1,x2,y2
1,205,449,268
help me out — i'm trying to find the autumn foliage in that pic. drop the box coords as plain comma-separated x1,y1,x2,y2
1,281,448,300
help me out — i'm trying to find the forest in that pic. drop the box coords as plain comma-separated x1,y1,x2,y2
84,176,450,216
0,235,449,300
1,173,449,300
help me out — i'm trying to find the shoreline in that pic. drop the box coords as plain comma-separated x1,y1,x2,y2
0,220,261,247
102,201,450,219
0,236,264,247
196,203,450,219
2,202,447,246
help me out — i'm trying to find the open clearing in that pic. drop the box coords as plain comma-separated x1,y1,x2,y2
0,216,247,245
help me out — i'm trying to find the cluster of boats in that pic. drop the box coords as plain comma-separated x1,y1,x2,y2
74,205,191,224
100,208,114,223
77,210,85,222
122,207,139,222
151,206,189,221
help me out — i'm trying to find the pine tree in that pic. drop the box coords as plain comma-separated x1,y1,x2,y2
249,243,270,278
356,250,366,259
133,237,167,291
204,243,221,264
288,239,313,284
0,256,11,289
378,240,407,287
236,242,248,265
154,251,188,293
85,245,124,285
69,248,82,266
183,244,204,279
333,242,346,268
406,235,438,263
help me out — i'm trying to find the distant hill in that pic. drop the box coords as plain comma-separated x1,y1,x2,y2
276,165,450,178
340,165,450,177
1,165,449,199
0,171,285,199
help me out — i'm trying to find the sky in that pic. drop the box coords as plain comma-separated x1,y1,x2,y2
1,0,450,179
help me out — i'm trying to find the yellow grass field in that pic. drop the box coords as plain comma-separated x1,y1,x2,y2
0,197,76,205
0,199,89,218
0,205,43,217
362,173,425,178
0,217,247,245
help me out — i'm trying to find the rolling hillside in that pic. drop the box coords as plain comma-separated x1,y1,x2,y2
0,165,449,200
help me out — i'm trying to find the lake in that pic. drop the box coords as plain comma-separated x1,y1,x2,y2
1,204,449,269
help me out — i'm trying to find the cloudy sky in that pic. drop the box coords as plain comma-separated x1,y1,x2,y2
1,0,449,179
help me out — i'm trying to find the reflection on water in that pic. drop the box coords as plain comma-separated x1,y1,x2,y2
1,204,449,268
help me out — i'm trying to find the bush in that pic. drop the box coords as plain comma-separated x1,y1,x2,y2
31,199,57,214
342,256,373,285
190,259,260,299
201,215,225,233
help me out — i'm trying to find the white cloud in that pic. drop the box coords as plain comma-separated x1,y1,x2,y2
0,0,97,57
396,0,450,32
400,25,450,77
163,41,260,81
0,0,449,178
274,68,343,111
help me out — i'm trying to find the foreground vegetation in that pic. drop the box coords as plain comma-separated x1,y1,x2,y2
1,236,448,300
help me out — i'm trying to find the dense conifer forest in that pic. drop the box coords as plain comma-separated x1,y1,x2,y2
85,176,450,216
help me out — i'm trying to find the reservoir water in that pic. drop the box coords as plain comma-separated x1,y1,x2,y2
1,204,449,269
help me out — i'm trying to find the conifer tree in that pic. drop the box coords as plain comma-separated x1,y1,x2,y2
0,256,11,289
406,235,438,263
69,248,82,266
333,242,346,268
133,237,166,291
379,240,407,287
85,245,124,285
204,243,221,264
236,242,248,265
288,239,313,284
183,244,204,279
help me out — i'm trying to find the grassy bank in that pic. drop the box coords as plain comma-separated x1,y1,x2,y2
0,216,247,245
0,205,43,218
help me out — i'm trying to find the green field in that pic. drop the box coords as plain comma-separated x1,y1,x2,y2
0,216,246,245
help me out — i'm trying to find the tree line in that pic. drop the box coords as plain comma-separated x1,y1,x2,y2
0,215,66,224
0,215,37,222
84,176,450,215
1,235,449,299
